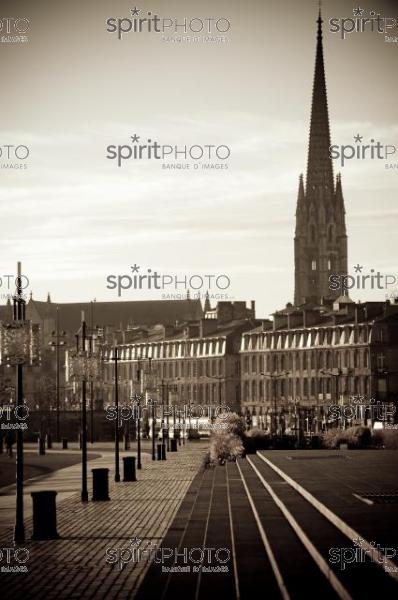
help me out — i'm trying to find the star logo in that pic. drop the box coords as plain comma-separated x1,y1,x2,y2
353,537,364,547
351,394,365,404
131,134,140,143
353,6,364,17
130,7,141,16
131,264,140,272
354,264,363,273
129,537,141,548
354,134,363,143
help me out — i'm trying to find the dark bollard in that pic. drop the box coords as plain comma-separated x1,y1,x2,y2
31,491,59,540
62,438,68,450
123,457,137,482
92,468,110,501
170,438,177,452
161,443,166,461
157,443,162,461
47,433,52,449
38,436,46,455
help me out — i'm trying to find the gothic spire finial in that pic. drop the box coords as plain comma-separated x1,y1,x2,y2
306,6,333,194
318,1,322,34
204,290,211,312
298,174,305,199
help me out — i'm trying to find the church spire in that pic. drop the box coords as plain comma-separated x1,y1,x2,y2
295,174,305,217
204,290,211,313
294,9,348,307
306,7,334,195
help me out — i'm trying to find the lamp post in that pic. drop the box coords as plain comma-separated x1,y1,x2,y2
143,360,157,460
14,263,26,541
139,355,154,464
151,397,156,460
208,375,223,408
171,378,182,442
320,368,344,428
89,335,94,444
113,346,120,482
187,386,192,433
77,314,88,502
0,263,39,541
207,374,224,432
166,383,178,440
291,397,300,444
160,380,170,450
136,393,142,469
132,356,144,469
165,383,170,451
260,371,290,438
89,301,95,445
48,306,66,443
69,313,100,501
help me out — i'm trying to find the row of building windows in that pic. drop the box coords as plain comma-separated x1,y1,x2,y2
242,349,370,373
104,358,228,383
104,339,226,362
241,326,371,352
102,381,234,405
243,376,371,402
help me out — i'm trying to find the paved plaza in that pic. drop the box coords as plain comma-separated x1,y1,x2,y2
1,446,398,599
1,440,208,599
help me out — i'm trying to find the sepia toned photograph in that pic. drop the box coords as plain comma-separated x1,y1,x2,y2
1,1,397,598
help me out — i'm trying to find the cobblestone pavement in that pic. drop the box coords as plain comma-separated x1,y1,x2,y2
0,441,208,600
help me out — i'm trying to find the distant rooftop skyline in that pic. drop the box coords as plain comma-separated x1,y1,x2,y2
1,0,397,317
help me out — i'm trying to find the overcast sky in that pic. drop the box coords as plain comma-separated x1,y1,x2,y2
1,0,397,317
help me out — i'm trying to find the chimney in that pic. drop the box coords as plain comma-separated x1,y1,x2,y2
200,318,218,337
217,302,234,323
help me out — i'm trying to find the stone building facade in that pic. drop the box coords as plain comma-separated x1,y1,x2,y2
100,301,257,414
240,298,398,431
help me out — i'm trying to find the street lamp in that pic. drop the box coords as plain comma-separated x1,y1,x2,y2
166,383,179,441
68,312,100,501
48,306,66,443
207,375,224,426
135,392,142,470
0,262,40,541
160,380,171,450
132,355,152,469
151,396,156,460
260,371,290,437
112,345,121,482
320,368,344,428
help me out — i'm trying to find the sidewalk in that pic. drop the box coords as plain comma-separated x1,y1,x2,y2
0,448,101,531
1,440,208,600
